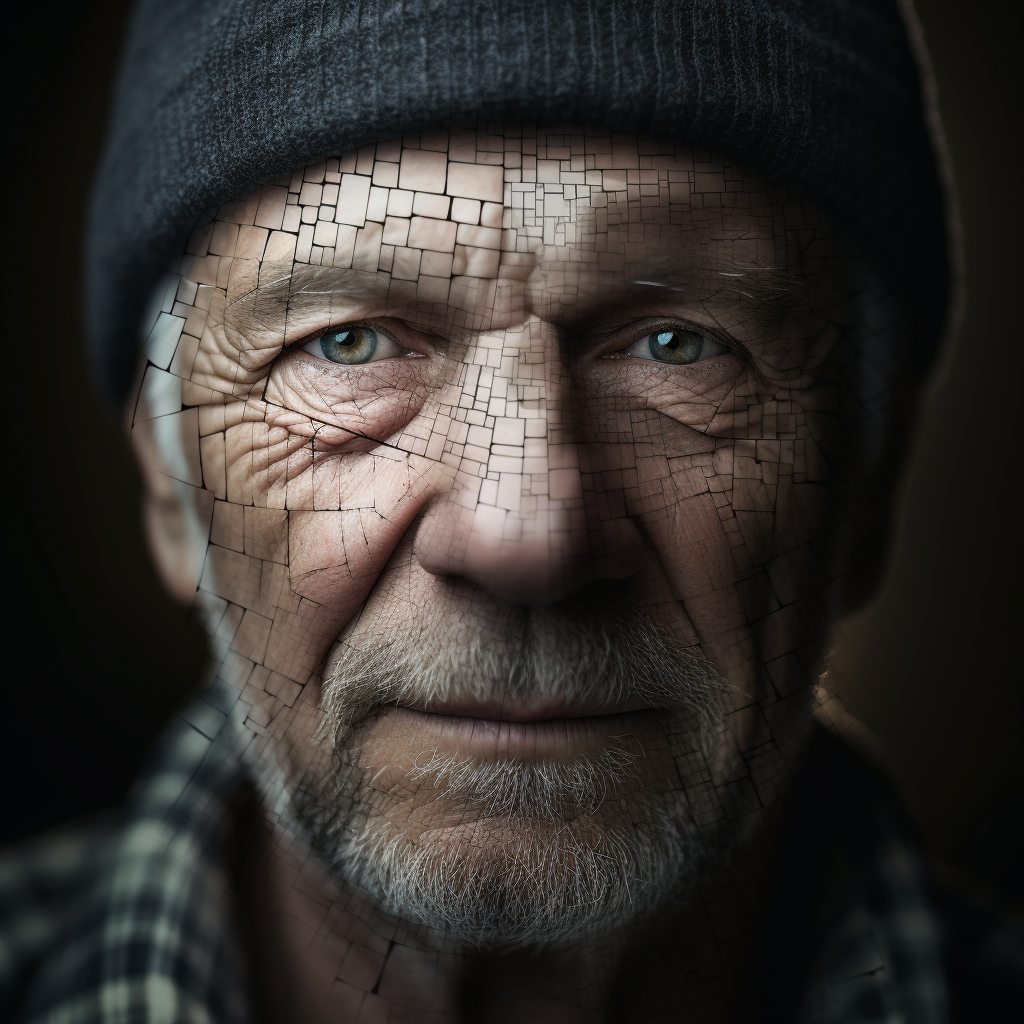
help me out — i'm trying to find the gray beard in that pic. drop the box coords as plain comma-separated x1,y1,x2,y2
280,604,740,950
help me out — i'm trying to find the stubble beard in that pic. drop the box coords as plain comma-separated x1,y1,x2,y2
279,605,740,950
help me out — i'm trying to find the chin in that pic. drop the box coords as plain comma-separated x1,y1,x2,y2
333,792,715,950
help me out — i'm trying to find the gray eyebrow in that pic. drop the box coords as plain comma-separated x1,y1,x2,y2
632,260,803,311
714,264,800,307
224,264,391,335
629,279,685,292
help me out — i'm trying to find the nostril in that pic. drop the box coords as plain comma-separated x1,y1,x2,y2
461,560,583,607
417,513,643,605
413,484,644,603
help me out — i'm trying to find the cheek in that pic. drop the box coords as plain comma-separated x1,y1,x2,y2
634,457,747,607
585,357,749,436
286,456,446,614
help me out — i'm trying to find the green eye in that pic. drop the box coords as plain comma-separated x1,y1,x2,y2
299,324,412,364
647,329,704,364
619,326,729,365
319,326,379,363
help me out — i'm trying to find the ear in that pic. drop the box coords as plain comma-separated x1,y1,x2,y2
138,450,202,605
128,362,213,606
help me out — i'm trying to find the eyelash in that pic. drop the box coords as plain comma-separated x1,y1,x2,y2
596,319,747,362
299,322,394,346
293,321,424,361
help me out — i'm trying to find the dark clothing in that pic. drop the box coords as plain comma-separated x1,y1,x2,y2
2,686,1020,1022
87,0,949,410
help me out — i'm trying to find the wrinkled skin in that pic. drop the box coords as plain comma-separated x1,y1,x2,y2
133,126,873,1022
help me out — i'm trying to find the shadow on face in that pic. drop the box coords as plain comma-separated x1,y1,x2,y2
131,124,874,946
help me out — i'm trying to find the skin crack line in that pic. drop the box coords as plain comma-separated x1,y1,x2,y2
129,124,895,1022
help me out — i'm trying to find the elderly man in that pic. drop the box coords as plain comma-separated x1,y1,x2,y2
6,1,1016,1022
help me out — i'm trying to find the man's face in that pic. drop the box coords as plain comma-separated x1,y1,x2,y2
134,127,849,946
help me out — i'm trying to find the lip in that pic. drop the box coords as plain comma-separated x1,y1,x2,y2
400,697,654,722
383,704,661,758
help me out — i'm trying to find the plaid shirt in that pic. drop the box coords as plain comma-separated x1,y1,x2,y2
2,688,249,1024
1,682,1017,1022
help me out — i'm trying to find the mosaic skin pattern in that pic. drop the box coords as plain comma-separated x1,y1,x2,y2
130,125,884,1021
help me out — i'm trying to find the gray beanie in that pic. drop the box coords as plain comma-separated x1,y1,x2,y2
87,0,949,409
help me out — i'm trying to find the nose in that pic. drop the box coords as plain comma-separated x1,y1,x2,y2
412,319,645,604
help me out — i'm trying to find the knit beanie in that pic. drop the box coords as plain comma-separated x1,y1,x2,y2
87,0,949,410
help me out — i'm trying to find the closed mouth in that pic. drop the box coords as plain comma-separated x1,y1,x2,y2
382,705,661,758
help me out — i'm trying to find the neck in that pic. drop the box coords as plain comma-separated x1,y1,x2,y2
230,796,789,1023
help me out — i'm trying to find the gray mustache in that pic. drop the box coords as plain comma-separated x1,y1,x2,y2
279,603,735,949
319,605,730,748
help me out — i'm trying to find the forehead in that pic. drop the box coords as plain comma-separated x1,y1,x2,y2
175,125,846,368
205,127,790,311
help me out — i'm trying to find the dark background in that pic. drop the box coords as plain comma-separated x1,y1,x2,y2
5,1,1021,890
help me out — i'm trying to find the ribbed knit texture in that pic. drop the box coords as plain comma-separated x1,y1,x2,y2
87,0,948,409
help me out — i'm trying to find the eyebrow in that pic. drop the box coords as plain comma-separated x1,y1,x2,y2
625,259,807,328
629,260,803,299
225,254,810,346
225,264,392,338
